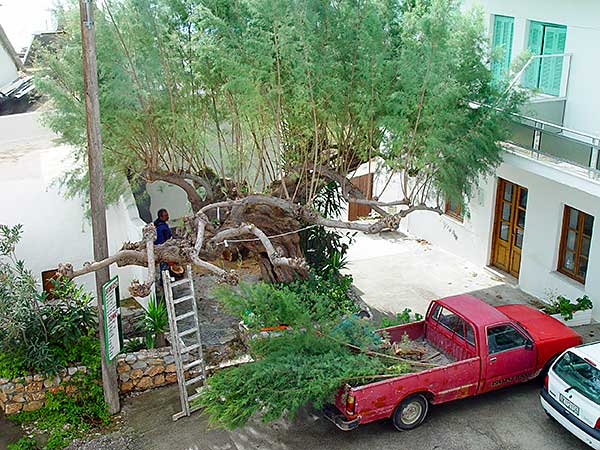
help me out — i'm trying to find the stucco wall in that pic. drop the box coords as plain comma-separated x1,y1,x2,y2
464,0,600,136
0,112,145,301
0,43,18,87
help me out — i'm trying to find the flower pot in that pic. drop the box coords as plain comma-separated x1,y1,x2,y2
549,309,592,327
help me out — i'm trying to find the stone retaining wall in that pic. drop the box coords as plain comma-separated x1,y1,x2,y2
0,347,191,415
0,366,87,415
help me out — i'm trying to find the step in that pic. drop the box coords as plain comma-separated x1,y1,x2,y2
179,327,198,338
183,359,205,371
174,295,194,305
171,278,191,288
187,390,205,404
176,311,196,321
181,343,200,354
185,374,205,386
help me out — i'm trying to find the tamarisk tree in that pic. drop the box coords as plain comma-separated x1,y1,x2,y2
37,0,523,293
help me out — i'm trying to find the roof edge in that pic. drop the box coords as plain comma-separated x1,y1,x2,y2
0,23,25,72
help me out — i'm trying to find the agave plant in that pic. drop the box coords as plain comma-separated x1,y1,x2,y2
144,295,168,348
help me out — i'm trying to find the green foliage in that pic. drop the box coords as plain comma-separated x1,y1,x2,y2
194,329,410,429
144,295,168,348
0,225,97,375
379,308,424,328
542,295,593,321
39,0,523,215
215,272,357,330
7,437,38,450
10,340,109,450
123,337,146,353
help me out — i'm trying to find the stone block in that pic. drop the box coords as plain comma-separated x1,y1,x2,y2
14,383,24,392
12,394,26,403
132,361,147,370
120,381,134,393
165,373,177,383
163,355,175,364
153,374,165,386
30,392,45,401
25,382,43,392
119,373,130,382
117,362,130,374
165,364,176,373
130,369,143,379
145,366,164,377
1,383,15,394
136,376,153,390
125,354,137,364
23,400,44,412
0,391,7,403
5,402,22,414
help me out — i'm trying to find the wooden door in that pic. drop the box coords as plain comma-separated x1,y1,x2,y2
348,173,373,221
491,179,528,278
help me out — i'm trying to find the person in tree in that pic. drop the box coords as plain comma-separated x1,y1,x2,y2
153,208,172,245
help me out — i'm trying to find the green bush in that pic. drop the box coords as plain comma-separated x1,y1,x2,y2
0,224,97,375
10,340,109,450
144,295,168,348
8,437,38,450
215,272,358,330
379,308,424,328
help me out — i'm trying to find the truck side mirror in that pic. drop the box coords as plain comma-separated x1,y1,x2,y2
525,339,533,350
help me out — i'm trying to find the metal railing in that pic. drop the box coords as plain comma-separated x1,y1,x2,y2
505,111,600,173
506,53,572,99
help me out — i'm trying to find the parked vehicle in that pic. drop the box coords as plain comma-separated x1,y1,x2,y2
324,294,582,431
541,342,600,449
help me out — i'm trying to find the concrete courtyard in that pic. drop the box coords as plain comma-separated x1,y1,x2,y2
345,231,537,315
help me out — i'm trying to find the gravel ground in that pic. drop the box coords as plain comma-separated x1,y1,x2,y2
64,431,143,450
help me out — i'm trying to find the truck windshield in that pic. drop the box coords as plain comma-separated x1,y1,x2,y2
554,351,600,405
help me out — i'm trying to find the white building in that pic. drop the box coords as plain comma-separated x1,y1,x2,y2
350,0,600,320
0,112,147,301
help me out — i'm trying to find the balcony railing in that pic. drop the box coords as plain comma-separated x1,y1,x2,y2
505,112,600,174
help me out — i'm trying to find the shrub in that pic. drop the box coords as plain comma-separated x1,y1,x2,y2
542,294,593,321
144,295,168,348
0,224,97,375
379,308,424,328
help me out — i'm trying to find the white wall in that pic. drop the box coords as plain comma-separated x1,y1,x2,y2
0,43,18,87
0,112,145,302
147,180,193,223
463,0,600,136
385,151,600,320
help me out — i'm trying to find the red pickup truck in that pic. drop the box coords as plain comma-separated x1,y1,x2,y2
325,294,582,431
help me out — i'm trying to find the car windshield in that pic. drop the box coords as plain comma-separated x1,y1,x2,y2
554,351,600,405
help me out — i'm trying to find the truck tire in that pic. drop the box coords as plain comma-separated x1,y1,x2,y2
392,394,429,431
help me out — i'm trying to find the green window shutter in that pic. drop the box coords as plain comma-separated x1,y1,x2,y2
523,22,544,88
491,15,514,82
539,26,567,96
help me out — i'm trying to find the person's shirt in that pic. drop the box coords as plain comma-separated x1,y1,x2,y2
153,219,172,245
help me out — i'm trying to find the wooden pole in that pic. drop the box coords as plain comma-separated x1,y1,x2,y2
79,0,120,414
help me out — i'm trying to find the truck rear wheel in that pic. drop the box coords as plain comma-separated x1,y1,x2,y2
392,394,429,431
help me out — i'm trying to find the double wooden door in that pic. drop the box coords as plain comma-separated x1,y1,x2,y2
491,179,528,278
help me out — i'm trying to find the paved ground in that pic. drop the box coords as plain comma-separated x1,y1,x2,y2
346,231,536,315
120,380,589,450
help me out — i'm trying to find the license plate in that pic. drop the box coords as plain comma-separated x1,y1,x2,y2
560,393,580,416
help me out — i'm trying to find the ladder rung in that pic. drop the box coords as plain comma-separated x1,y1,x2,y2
181,343,200,353
185,374,205,386
174,295,194,305
171,278,191,288
179,327,198,338
176,311,195,321
183,359,204,371
187,391,204,403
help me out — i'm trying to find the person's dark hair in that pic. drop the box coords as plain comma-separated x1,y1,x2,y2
157,208,168,219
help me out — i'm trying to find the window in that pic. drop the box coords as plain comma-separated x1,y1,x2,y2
445,197,463,222
487,325,527,354
431,305,475,346
523,21,567,96
491,15,514,82
554,351,600,405
558,206,594,284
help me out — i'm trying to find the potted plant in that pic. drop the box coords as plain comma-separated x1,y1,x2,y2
540,294,593,326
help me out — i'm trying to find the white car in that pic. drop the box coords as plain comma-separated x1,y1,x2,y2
541,342,600,449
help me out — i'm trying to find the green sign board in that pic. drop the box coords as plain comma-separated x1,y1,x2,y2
102,275,124,362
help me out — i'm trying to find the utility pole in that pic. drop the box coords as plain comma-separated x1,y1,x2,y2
79,0,120,414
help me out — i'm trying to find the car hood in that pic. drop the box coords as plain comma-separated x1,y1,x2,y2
496,304,582,343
